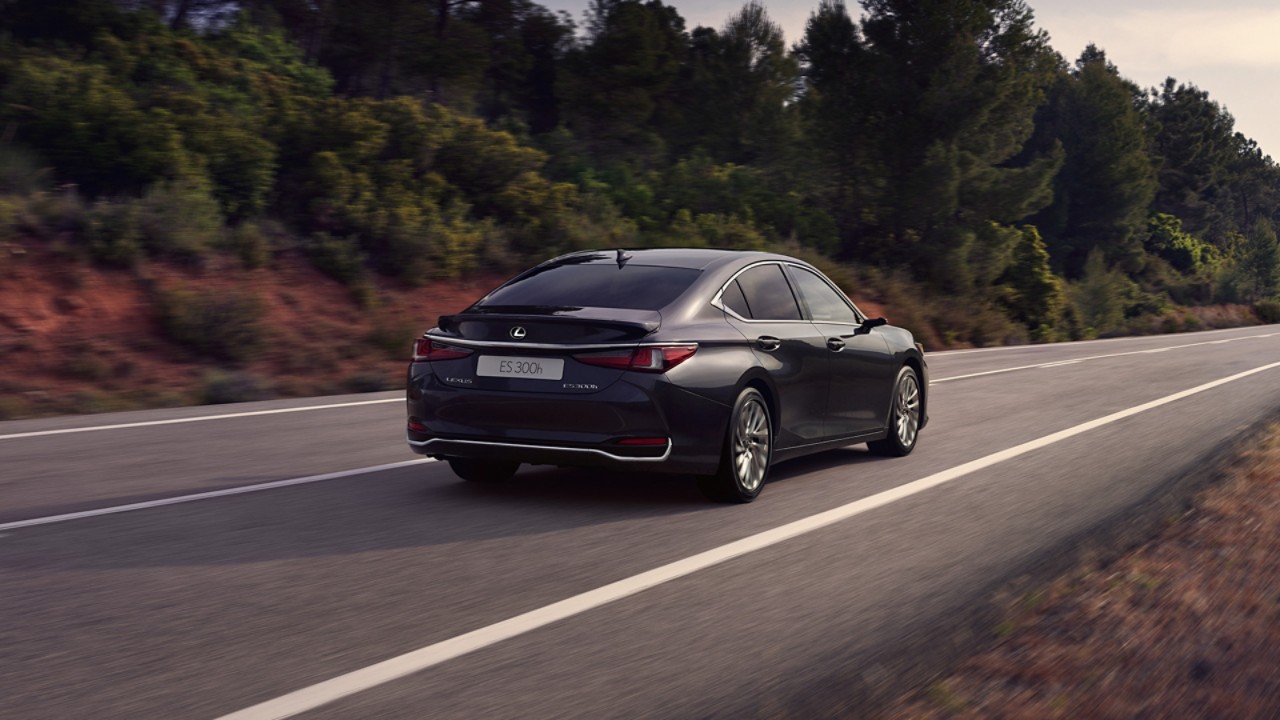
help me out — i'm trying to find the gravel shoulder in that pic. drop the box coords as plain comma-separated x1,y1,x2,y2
882,422,1280,719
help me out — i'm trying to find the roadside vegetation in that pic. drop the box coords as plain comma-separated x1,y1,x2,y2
883,421,1280,719
1,0,1279,417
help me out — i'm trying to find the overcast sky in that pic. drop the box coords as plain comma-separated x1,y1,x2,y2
540,0,1279,159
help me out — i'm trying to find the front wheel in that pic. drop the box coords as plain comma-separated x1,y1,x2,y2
447,458,520,482
698,387,772,503
868,366,921,457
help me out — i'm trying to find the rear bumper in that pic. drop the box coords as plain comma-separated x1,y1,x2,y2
408,434,671,464
405,364,728,474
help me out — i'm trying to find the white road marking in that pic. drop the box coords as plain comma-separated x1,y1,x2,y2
930,332,1277,384
0,398,403,442
926,325,1274,356
215,360,1280,720
0,459,433,531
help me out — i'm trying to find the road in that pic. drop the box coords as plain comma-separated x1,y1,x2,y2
2,325,1279,719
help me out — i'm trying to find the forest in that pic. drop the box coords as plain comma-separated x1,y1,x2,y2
2,0,1279,347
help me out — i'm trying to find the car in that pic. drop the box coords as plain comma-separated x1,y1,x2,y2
406,248,927,502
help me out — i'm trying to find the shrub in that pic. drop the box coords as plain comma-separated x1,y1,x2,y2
1255,299,1280,324
156,287,264,363
306,232,366,286
86,200,143,267
136,177,224,261
199,370,271,404
227,221,271,269
344,371,396,393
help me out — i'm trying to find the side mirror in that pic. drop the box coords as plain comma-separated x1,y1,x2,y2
855,317,887,335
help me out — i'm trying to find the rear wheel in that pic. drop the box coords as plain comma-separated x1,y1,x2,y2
699,387,772,503
447,458,520,482
868,366,921,457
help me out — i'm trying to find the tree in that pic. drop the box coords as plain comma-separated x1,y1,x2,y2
559,0,688,161
999,225,1064,340
1239,217,1280,301
854,0,1063,290
1146,79,1238,245
1030,46,1158,277
675,2,800,166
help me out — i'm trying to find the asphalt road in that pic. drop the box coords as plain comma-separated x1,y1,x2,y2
3,325,1280,719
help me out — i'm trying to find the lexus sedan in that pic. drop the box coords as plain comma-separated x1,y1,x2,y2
406,248,927,502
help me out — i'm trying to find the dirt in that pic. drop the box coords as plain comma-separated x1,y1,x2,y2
882,422,1280,720
0,244,501,417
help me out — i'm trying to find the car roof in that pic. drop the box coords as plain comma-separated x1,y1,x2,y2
548,248,801,271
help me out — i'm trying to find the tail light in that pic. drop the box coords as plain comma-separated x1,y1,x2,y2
574,345,697,373
412,338,473,362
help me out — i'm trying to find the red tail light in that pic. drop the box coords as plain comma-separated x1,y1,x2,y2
412,338,473,362
573,345,697,373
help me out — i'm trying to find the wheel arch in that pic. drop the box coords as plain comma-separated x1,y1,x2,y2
901,354,927,429
738,368,779,436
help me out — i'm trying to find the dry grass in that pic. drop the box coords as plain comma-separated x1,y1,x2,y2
884,423,1280,719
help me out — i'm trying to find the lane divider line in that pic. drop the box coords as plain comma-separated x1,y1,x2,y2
214,360,1280,720
930,332,1277,384
0,398,403,442
0,459,433,531
926,325,1274,356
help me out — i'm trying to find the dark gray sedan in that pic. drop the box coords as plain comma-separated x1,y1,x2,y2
406,248,927,502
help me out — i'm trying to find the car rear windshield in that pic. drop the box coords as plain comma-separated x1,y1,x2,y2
478,263,701,311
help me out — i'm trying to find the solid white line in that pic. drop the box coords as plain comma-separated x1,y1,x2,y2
215,359,1280,720
926,325,1274,356
0,459,433,531
930,332,1277,384
0,398,403,442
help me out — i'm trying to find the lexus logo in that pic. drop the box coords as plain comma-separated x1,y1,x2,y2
509,326,527,339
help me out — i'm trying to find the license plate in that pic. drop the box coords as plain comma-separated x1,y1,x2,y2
476,355,565,380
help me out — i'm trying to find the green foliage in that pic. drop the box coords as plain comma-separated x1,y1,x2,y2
199,370,272,404
135,177,224,261
0,53,189,196
1032,46,1158,277
86,200,143,267
1000,226,1065,342
1146,213,1218,275
305,232,367,286
1239,218,1280,301
1071,249,1138,335
227,222,272,269
1255,299,1280,324
156,287,264,363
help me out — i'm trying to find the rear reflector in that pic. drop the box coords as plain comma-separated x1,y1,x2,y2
407,418,429,432
574,345,697,373
616,437,669,446
412,338,473,362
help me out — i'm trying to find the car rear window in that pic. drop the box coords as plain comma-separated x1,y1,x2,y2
478,264,702,311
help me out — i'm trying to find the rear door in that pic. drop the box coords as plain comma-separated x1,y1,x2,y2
720,263,829,446
784,265,895,437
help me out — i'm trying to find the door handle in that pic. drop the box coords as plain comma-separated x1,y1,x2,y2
756,336,781,352
826,337,846,352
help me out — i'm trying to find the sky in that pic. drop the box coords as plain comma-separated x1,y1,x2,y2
539,0,1280,159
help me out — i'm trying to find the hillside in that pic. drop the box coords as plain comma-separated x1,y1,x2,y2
0,243,501,418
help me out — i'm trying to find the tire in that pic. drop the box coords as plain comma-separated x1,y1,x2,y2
868,365,921,457
448,458,520,482
698,387,772,503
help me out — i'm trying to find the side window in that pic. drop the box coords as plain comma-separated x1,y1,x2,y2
788,268,860,323
734,265,802,320
720,279,753,319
